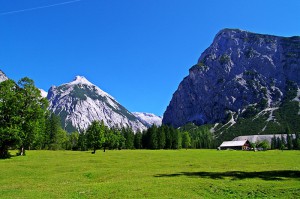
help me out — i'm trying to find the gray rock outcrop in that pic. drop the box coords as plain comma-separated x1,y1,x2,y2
163,29,300,128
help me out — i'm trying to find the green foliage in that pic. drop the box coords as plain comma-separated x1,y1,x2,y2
256,140,270,150
134,131,142,149
182,131,191,149
122,128,135,149
66,131,80,150
86,121,106,153
0,78,48,158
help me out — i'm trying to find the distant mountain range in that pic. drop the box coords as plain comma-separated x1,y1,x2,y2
163,29,300,141
0,71,162,132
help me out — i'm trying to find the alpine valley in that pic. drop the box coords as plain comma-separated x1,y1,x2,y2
163,29,300,141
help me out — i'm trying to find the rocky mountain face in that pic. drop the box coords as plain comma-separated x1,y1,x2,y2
0,70,8,83
163,29,300,139
133,112,162,127
48,76,147,132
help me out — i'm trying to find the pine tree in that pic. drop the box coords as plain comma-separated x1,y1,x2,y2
165,126,172,149
182,131,191,149
149,125,158,149
158,126,166,149
271,135,277,149
134,131,142,149
293,131,300,150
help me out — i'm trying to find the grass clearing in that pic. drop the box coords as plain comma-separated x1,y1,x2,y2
1,150,300,198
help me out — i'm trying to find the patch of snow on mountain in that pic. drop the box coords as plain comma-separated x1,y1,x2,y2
293,88,300,115
293,88,300,102
39,89,48,98
68,76,93,86
64,76,115,99
253,107,279,122
133,112,162,127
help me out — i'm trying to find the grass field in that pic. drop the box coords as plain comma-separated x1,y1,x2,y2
1,150,300,199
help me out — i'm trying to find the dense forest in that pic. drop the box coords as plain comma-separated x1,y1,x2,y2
1,77,300,159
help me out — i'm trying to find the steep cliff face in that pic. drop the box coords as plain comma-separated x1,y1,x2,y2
163,29,300,131
48,76,147,132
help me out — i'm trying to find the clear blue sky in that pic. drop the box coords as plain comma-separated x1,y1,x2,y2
1,0,300,116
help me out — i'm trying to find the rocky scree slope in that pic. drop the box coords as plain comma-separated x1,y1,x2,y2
163,29,300,139
48,76,147,132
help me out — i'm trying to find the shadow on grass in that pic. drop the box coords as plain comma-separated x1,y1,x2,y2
154,170,300,181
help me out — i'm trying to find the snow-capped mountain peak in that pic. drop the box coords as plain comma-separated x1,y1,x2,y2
69,75,93,86
47,75,146,132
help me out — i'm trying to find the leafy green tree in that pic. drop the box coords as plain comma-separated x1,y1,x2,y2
182,131,191,149
122,128,135,149
77,132,88,151
115,129,126,150
0,80,21,158
0,78,48,157
16,77,48,155
67,131,79,150
45,113,66,150
103,127,120,152
257,140,270,150
86,121,105,154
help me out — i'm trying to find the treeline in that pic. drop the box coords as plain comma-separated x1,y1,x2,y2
50,121,216,153
271,132,300,150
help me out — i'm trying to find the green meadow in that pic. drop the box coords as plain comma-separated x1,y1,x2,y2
1,150,299,199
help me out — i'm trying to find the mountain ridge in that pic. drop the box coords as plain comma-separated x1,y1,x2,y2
163,28,300,139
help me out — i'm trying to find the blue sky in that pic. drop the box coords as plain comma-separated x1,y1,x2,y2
1,0,300,116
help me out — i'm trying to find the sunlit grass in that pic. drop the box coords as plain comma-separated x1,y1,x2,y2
1,150,299,198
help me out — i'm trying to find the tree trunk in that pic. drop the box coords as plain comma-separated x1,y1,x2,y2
92,148,96,154
19,146,25,156
103,147,106,152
